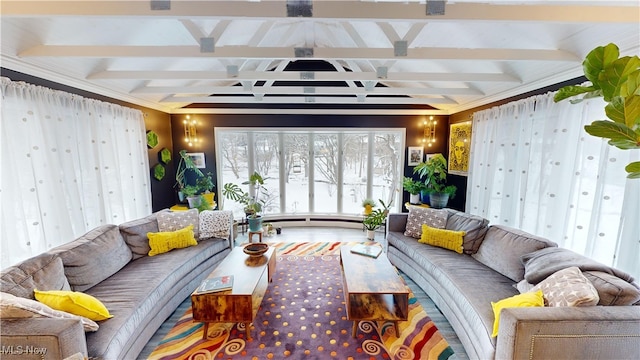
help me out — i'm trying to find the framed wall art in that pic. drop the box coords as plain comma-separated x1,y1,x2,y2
186,152,206,168
448,122,472,176
407,146,423,166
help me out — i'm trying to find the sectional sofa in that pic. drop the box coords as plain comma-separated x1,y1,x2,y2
0,209,233,360
386,208,640,360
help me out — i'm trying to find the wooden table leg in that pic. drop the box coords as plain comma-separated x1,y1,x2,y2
202,322,209,340
352,321,358,338
394,321,400,336
245,322,252,340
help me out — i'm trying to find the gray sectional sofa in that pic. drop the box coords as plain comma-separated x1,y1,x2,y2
386,208,640,360
0,209,233,360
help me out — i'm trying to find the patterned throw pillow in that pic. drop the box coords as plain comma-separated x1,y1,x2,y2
404,206,448,239
0,291,98,331
199,210,233,240
531,266,599,307
157,209,199,239
419,224,465,254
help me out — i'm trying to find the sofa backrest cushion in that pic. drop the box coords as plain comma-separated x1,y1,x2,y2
0,253,71,299
583,271,640,306
521,246,640,306
444,209,490,254
52,224,132,292
119,211,163,260
472,225,557,282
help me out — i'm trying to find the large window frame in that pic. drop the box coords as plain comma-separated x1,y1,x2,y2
215,128,405,220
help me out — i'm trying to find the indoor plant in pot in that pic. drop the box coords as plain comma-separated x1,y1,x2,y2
413,154,457,209
362,209,387,240
175,150,204,202
196,172,216,207
402,176,424,204
222,171,269,232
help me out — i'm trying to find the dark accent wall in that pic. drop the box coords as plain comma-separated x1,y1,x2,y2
169,113,458,210
1,68,174,212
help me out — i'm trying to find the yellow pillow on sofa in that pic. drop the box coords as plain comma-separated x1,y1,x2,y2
491,290,544,337
34,289,113,321
147,224,197,256
419,224,465,254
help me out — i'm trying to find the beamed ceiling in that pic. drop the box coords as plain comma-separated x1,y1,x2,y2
1,0,639,115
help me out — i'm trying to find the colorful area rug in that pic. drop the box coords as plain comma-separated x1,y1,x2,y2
148,242,453,359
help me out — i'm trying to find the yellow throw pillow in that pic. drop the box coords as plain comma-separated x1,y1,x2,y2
419,224,465,254
33,289,113,321
491,290,544,337
147,224,197,256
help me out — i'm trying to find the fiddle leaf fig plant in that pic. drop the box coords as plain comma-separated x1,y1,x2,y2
554,43,640,178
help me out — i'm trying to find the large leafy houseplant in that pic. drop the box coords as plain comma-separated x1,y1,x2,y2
222,171,269,219
413,154,456,208
554,43,640,178
175,150,204,192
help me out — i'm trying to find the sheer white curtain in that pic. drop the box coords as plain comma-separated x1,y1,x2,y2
0,77,152,268
467,92,640,280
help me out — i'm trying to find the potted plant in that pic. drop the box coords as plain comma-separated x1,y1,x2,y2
361,198,376,215
175,150,203,202
402,176,424,204
362,209,387,240
196,172,216,207
182,184,202,209
413,154,457,209
222,171,270,232
554,43,640,178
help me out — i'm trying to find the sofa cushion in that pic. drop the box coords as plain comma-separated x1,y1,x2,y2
199,210,233,240
0,291,99,332
491,290,544,337
419,224,465,254
147,225,198,256
530,266,599,307
34,289,113,321
522,247,636,284
157,209,200,239
445,209,490,254
52,224,133,292
119,211,164,260
403,207,448,238
472,225,557,282
583,271,640,306
0,253,71,299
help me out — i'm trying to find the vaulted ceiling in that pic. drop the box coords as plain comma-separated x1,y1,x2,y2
2,0,639,115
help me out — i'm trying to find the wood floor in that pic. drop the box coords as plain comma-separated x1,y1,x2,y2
137,227,468,359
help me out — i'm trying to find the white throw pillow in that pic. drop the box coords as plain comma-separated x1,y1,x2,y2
531,266,599,307
0,291,99,332
157,209,200,239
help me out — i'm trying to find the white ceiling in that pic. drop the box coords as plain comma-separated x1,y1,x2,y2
2,0,639,115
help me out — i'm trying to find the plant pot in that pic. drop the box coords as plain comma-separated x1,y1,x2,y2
187,195,202,209
429,192,450,209
363,204,373,215
247,215,264,232
409,193,420,204
420,189,430,205
366,229,376,240
177,191,186,203
202,192,215,207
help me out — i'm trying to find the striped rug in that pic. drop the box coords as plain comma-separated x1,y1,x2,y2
148,242,453,359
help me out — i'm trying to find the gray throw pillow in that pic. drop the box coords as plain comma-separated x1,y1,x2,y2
444,209,489,254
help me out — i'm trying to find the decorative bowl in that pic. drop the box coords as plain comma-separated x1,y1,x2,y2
243,243,269,257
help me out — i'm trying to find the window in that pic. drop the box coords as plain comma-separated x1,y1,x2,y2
216,128,404,219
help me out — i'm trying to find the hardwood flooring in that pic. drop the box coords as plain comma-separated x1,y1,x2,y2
137,227,468,359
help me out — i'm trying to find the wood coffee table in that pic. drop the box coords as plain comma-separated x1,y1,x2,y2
340,244,409,337
191,246,276,340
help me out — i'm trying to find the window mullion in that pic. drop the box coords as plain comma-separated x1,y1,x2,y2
308,133,314,214
278,132,286,214
367,132,374,199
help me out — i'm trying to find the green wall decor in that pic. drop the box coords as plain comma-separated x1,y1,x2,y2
159,147,172,164
153,163,165,181
146,130,159,148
